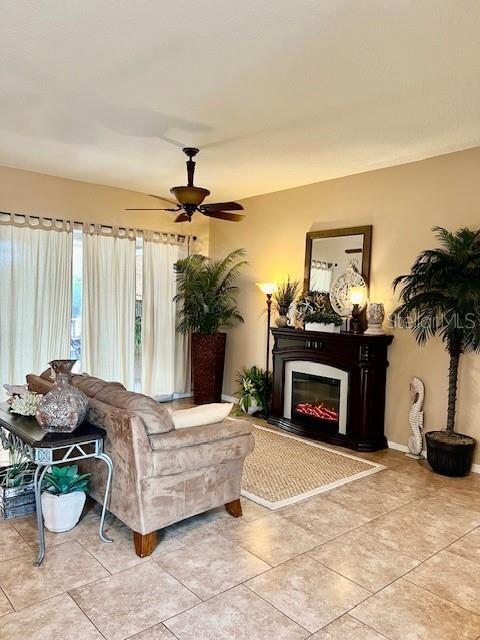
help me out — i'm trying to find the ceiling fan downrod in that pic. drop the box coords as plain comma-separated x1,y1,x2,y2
183,147,199,187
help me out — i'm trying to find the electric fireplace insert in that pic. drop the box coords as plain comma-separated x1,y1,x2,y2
291,371,341,432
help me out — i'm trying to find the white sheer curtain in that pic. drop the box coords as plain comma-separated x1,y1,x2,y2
141,237,189,399
0,220,72,397
82,228,136,389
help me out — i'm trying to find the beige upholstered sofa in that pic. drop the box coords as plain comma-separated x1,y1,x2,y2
27,371,254,557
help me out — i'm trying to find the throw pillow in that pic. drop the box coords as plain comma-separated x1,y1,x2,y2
171,403,233,429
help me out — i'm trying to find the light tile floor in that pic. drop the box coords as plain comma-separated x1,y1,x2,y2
2,409,480,639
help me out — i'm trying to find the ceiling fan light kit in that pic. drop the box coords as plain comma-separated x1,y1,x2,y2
170,186,210,206
126,147,244,223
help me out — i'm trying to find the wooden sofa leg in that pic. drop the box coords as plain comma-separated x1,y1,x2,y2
133,531,157,558
225,498,242,518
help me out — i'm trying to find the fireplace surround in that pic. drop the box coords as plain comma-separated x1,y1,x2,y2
269,327,393,451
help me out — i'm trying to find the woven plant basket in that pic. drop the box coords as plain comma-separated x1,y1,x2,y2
191,333,227,404
0,465,36,519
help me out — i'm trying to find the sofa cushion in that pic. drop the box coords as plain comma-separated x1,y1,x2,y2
95,387,174,435
149,417,252,450
150,418,254,475
29,371,125,399
72,374,125,398
170,403,233,429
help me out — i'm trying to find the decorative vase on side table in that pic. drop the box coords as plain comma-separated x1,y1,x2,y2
36,360,88,433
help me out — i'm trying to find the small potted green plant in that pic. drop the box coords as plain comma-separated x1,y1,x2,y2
41,465,91,532
296,291,343,332
273,278,300,327
235,366,272,415
392,226,480,476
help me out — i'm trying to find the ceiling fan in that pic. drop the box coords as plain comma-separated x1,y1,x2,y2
125,147,244,222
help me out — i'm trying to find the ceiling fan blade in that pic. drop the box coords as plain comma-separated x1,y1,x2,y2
148,194,179,205
175,212,191,223
201,201,243,212
202,210,244,222
124,207,180,211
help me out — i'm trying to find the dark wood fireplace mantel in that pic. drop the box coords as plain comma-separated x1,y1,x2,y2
269,327,393,451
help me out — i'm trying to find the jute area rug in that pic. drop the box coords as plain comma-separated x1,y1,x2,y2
241,424,385,510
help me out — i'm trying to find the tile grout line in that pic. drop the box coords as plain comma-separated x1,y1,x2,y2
348,574,480,636
400,575,480,622
304,549,394,595
398,545,480,621
0,538,111,613
64,591,109,640
296,591,392,639
337,489,480,557
241,581,313,635
124,620,182,640
156,550,315,634
76,536,115,576
0,583,15,614
244,574,365,637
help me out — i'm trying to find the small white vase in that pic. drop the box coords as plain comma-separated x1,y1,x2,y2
41,491,86,533
240,397,263,415
305,322,341,333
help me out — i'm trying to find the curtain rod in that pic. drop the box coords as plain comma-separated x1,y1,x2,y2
0,211,198,242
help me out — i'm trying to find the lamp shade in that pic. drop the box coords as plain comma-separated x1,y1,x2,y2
257,282,277,295
349,286,366,306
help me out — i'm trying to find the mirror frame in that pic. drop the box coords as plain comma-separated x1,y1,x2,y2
304,225,372,292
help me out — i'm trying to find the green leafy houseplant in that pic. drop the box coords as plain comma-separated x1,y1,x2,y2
296,291,343,327
43,465,91,495
273,278,301,317
174,249,247,334
392,226,480,476
235,366,272,415
174,249,247,403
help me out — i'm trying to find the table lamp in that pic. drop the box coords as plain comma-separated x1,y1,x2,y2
349,286,367,334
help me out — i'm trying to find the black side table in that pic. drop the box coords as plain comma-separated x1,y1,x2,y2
0,404,113,566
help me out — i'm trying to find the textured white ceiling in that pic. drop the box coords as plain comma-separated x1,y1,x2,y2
1,0,480,201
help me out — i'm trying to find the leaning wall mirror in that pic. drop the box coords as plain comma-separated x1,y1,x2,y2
304,225,372,293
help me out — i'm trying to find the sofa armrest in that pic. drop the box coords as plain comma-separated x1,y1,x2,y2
148,417,252,451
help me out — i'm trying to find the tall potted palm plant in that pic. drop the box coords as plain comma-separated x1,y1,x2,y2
174,249,247,403
392,227,480,476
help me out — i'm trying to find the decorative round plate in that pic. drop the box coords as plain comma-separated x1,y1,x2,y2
329,260,367,317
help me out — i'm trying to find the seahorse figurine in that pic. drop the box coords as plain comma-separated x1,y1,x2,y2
408,377,424,457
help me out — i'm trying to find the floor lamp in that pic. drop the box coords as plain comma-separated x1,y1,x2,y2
257,283,277,415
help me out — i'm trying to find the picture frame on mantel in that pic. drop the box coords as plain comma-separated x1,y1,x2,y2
303,225,372,293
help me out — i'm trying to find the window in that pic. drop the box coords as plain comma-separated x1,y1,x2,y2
71,226,83,363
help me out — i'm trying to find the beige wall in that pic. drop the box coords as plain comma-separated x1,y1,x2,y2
0,165,209,253
209,147,480,459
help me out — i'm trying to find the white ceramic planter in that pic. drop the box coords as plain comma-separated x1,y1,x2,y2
304,322,341,333
240,397,263,415
41,491,86,533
